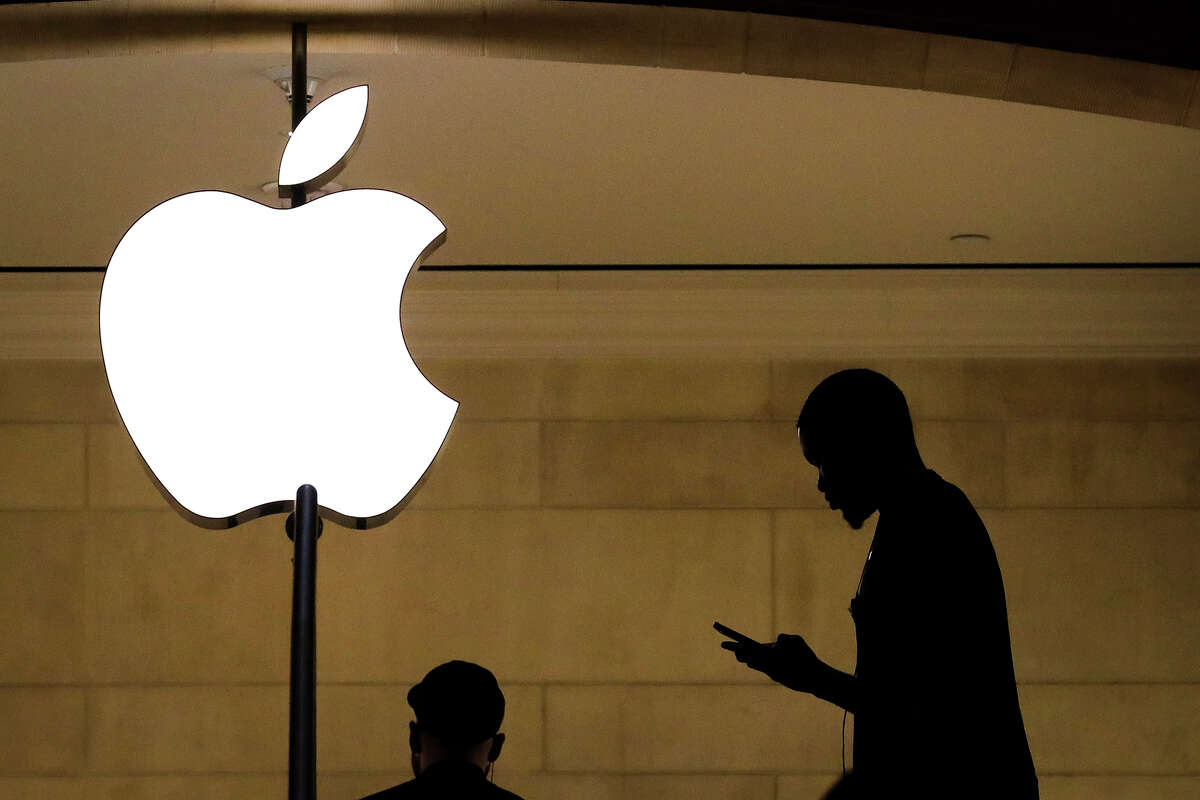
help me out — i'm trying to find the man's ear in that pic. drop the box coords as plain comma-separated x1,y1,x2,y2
487,732,505,763
409,721,421,754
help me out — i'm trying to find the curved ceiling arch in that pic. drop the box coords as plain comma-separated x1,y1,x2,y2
0,1,1197,129
1,3,1198,267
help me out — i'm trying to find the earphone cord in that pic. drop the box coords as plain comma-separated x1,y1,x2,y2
842,661,857,776
841,708,847,775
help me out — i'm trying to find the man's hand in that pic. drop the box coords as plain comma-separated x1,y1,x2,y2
722,633,824,694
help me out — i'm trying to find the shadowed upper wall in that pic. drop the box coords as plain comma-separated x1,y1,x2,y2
2,0,1198,130
1,1,1199,268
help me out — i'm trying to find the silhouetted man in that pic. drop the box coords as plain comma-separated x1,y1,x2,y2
360,660,525,799
722,369,1037,798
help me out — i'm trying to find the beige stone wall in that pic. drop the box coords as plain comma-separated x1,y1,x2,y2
1,357,1197,799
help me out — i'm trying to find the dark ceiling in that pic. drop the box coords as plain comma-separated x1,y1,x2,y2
3,1,1195,69
589,0,1199,70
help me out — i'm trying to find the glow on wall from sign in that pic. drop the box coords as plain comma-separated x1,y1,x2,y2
99,85,457,529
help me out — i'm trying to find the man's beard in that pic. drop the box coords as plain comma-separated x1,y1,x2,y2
843,507,874,529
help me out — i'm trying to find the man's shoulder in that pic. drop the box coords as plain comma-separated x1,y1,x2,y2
486,783,526,799
359,782,409,799
890,471,993,565
912,471,985,527
358,778,526,800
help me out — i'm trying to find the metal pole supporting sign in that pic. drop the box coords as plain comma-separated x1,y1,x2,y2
287,483,319,800
289,23,308,210
286,21,316,800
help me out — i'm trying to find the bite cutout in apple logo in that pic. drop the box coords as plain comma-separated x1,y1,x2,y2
100,85,457,529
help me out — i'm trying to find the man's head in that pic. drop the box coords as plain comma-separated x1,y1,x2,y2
796,369,921,529
407,660,506,778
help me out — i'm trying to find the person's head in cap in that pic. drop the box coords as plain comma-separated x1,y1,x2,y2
407,660,507,778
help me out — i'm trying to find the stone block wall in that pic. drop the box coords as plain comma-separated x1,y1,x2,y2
0,358,1197,799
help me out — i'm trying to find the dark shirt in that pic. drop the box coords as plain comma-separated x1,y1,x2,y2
359,761,526,800
850,470,1038,798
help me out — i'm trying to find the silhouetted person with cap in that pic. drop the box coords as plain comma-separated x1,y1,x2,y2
721,369,1037,799
360,660,525,799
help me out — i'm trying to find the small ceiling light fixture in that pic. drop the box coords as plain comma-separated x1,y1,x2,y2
265,64,329,105
949,233,992,242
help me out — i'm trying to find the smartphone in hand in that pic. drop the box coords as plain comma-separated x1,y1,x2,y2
713,621,761,647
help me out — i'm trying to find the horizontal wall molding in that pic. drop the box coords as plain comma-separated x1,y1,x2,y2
2,269,1198,360
4,263,1200,273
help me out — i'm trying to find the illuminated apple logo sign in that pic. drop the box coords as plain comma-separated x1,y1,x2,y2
100,86,457,529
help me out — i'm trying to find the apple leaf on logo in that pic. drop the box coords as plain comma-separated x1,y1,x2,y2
278,84,368,191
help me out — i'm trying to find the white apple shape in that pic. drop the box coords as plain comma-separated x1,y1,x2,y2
100,86,457,529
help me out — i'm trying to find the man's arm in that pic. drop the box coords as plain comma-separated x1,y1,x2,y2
723,635,858,713
811,659,858,713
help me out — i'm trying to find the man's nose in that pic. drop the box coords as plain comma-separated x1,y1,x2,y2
817,467,826,493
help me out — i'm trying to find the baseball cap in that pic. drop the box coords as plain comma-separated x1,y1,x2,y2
408,660,505,747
